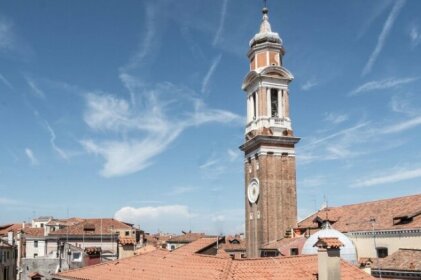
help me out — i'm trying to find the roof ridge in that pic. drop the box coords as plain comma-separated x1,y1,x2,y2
326,193,421,209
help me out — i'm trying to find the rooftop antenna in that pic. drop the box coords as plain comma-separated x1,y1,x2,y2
263,0,268,9
323,194,329,222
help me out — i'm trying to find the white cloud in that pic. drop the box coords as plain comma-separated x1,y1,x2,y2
201,54,222,94
81,83,242,177
114,205,192,233
0,73,13,90
25,77,45,98
350,77,418,95
352,167,421,188
409,25,421,48
362,0,406,76
324,112,348,124
83,93,131,132
212,0,229,46
25,148,38,165
301,79,318,91
45,123,68,160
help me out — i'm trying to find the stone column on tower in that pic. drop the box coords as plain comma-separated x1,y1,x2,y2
240,6,300,258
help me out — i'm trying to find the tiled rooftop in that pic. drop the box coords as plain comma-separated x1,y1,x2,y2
298,194,421,232
0,223,23,236
49,218,132,236
373,249,421,271
55,238,374,280
119,237,136,245
166,232,207,243
23,227,45,237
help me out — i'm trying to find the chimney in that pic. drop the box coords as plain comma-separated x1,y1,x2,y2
8,231,14,246
313,237,343,280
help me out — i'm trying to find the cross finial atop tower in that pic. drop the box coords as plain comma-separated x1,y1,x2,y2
262,0,269,14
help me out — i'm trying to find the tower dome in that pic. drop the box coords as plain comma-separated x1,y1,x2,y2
301,222,357,264
249,7,283,47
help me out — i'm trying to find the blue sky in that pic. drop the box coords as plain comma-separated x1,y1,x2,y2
1,0,421,234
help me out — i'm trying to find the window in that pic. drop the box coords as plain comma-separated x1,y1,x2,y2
34,241,38,248
270,89,278,117
376,247,388,258
125,231,130,236
170,245,175,250
252,92,257,119
33,253,38,258
290,248,299,256
72,252,82,262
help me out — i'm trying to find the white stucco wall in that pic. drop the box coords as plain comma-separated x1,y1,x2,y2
25,239,46,258
348,230,421,259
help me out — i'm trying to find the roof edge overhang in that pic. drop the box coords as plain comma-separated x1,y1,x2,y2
242,66,294,91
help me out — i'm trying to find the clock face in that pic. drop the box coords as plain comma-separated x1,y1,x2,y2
248,179,260,204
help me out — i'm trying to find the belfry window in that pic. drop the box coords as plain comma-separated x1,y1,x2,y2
270,89,278,117
252,92,257,119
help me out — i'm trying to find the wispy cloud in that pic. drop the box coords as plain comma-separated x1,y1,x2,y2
409,25,421,48
0,197,20,205
25,148,38,165
166,186,196,196
299,110,421,165
299,176,325,188
201,54,222,94
362,0,406,76
301,79,319,91
389,94,421,116
213,0,229,46
0,17,15,51
383,116,421,134
25,77,45,98
120,4,157,73
81,83,242,177
0,73,13,90
350,77,418,96
352,167,421,188
199,158,219,169
356,1,393,40
45,122,68,160
324,112,349,125
227,148,240,162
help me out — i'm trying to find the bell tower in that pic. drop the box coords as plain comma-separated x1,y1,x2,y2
240,6,300,258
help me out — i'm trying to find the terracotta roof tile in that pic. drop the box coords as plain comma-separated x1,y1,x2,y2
298,194,421,232
119,237,136,245
49,218,132,236
0,223,23,236
55,238,374,280
135,245,157,255
373,249,421,271
313,237,343,249
262,237,307,256
23,227,44,237
166,232,206,243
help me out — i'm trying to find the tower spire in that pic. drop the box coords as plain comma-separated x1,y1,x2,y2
260,1,271,33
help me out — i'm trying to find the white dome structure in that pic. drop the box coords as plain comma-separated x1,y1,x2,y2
301,222,357,264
